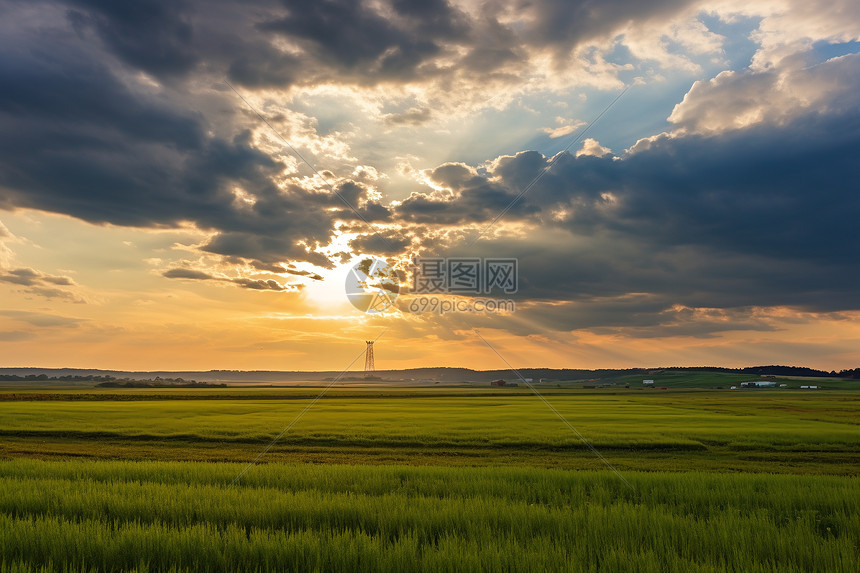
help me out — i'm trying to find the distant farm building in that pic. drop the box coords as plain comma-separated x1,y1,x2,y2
491,379,506,387
800,385,818,389
643,380,654,385
740,381,778,388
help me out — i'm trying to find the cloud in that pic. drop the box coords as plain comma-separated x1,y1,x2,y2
0,267,82,302
743,0,860,70
389,98,860,322
541,118,587,139
254,0,471,85
0,224,82,301
391,156,542,225
0,268,75,287
162,268,214,280
576,137,612,157
384,107,433,126
27,0,728,101
162,266,300,291
0,30,385,268
0,221,14,267
66,0,199,78
281,267,324,281
0,310,84,328
0,0,797,279
510,299,781,339
349,231,413,255
231,277,297,291
25,287,86,303
497,0,709,72
668,52,860,134
1,0,859,341
0,331,33,342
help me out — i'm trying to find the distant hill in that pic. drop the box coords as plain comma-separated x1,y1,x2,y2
1,365,857,383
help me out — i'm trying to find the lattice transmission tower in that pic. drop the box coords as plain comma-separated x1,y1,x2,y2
364,341,375,373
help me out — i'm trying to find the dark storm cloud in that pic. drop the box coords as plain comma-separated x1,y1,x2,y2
256,0,470,83
395,105,860,315
2,0,857,329
459,7,524,74
349,231,412,255
0,5,393,269
508,0,697,58
66,0,199,77
242,0,697,85
0,43,204,151
226,46,303,89
60,0,476,89
0,0,703,276
51,0,693,91
513,300,779,339
395,161,540,224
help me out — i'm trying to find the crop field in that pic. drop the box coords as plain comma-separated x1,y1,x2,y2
1,383,858,571
1,388,858,472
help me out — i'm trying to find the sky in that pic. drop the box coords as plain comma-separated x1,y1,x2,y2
1,0,859,372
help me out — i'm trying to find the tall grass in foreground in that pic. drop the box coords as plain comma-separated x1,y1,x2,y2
0,460,857,572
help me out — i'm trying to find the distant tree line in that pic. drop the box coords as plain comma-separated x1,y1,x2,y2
96,379,227,388
660,366,860,379
833,368,860,379
478,365,860,381
0,374,226,387
0,374,121,382
466,365,860,381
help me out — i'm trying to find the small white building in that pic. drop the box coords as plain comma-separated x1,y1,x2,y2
643,379,654,385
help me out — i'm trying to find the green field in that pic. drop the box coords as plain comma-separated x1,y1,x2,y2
1,388,858,472
1,381,858,571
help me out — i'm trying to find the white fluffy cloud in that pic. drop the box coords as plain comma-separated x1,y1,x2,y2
745,0,860,70
576,138,613,157
668,52,860,134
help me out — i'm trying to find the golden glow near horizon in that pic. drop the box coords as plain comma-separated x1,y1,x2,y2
2,209,859,372
1,0,859,372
